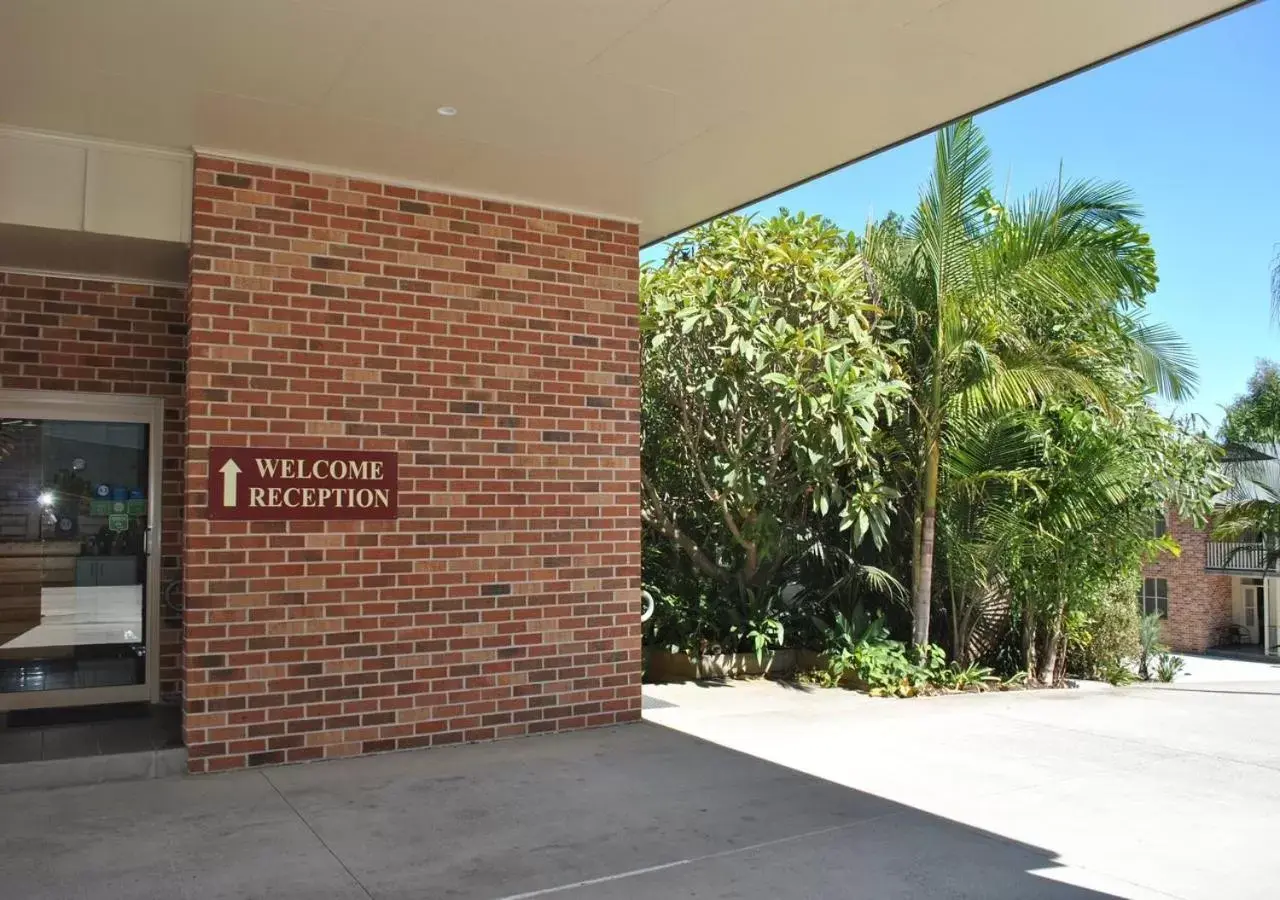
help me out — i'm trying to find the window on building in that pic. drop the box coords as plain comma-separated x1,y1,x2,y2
1151,514,1167,539
1139,577,1168,618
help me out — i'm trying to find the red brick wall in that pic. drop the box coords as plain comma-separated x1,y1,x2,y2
1143,514,1232,652
0,271,187,695
184,155,642,773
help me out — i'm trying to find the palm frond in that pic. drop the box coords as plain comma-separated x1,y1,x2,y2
948,354,1109,419
912,118,992,305
943,414,1044,481
857,565,907,601
1051,178,1142,227
1120,317,1198,401
967,178,1159,368
1212,499,1280,539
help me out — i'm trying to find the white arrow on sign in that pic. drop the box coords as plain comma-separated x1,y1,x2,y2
220,458,242,507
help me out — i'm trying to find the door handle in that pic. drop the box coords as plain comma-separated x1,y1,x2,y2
143,528,153,556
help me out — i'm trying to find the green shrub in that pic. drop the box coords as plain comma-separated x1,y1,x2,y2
855,639,929,697
1099,662,1138,686
1068,579,1141,681
1001,670,1030,689
645,580,823,661
820,611,915,694
820,610,995,696
1137,612,1168,681
644,583,722,656
949,662,998,690
1155,652,1184,683
728,590,786,665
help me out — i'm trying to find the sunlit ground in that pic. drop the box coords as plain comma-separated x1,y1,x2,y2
644,659,1280,900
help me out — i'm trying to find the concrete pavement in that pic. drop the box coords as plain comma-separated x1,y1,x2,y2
3,660,1275,899
4,714,1120,900
1171,651,1280,684
645,669,1280,900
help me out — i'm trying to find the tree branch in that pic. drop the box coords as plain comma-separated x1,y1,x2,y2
641,472,728,580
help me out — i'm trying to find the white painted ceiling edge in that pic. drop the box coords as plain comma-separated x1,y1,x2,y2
0,128,192,245
0,0,1252,244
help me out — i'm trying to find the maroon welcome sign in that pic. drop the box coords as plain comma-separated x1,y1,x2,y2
207,447,398,521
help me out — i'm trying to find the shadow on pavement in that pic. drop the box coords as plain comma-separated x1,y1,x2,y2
0,721,1121,899
1149,686,1280,696
766,677,819,693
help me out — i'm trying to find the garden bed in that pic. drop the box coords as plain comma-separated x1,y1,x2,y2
644,646,1050,695
644,648,824,681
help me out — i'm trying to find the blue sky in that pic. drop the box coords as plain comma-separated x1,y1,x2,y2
643,1,1280,432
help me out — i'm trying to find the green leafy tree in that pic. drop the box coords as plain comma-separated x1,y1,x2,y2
940,403,1222,683
1220,360,1280,444
1013,407,1220,682
862,118,1192,646
641,213,905,613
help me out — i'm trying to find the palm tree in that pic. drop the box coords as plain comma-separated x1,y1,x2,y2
863,118,1195,646
1213,442,1280,572
935,411,1044,665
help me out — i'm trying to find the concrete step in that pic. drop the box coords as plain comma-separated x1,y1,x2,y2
0,746,186,793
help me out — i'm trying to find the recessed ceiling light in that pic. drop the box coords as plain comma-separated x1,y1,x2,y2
436,106,458,117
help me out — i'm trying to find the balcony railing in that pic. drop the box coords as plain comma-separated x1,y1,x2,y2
1205,541,1280,573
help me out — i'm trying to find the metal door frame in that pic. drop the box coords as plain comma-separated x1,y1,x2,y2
0,389,164,710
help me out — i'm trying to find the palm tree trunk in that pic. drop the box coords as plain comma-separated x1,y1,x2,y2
948,584,962,665
1035,574,1068,684
910,493,923,620
1021,600,1037,678
1036,629,1059,685
912,436,941,646
913,267,947,647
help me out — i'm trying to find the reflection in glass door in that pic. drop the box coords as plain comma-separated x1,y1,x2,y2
0,410,155,706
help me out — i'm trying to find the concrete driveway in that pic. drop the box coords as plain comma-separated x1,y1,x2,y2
1,663,1273,900
645,663,1280,900
1172,650,1280,684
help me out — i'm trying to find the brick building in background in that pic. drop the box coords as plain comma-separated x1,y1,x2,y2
1142,494,1280,655
1141,513,1232,652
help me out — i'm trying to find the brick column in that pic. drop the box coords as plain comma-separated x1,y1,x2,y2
183,156,641,772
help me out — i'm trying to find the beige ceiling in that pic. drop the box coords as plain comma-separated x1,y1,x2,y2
0,0,1248,244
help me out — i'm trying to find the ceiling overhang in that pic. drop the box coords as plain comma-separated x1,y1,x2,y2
0,0,1250,244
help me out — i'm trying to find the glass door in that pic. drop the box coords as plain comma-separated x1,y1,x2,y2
0,395,160,710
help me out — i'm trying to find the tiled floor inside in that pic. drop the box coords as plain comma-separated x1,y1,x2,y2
0,657,140,693
0,702,180,764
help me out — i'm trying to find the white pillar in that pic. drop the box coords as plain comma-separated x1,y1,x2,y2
1266,578,1274,656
